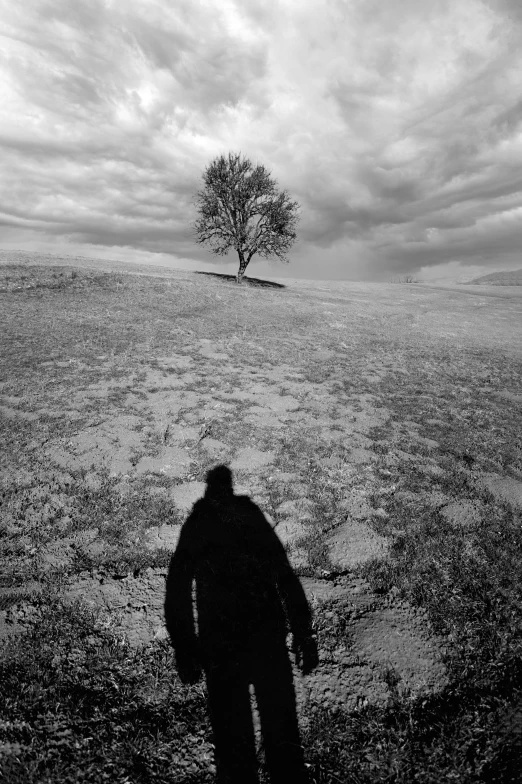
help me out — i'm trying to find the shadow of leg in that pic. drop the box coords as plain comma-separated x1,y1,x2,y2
206,656,259,784
253,636,309,784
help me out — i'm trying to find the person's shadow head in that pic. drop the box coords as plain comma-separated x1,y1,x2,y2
204,464,234,499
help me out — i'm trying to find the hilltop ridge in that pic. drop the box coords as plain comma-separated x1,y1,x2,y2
465,268,522,285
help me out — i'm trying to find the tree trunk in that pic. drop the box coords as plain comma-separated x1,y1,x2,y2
236,250,249,284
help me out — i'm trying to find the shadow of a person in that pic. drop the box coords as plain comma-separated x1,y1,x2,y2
164,465,318,784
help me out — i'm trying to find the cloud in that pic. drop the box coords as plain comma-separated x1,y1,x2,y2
0,0,521,280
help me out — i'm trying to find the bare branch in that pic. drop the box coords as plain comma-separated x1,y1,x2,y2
192,152,300,280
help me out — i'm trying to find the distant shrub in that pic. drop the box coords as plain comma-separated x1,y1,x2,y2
390,275,420,284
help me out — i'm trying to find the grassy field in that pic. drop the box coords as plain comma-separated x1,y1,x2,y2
0,253,521,782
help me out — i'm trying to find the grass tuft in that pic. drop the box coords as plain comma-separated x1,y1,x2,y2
0,600,214,783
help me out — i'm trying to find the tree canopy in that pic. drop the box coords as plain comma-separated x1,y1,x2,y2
193,152,300,283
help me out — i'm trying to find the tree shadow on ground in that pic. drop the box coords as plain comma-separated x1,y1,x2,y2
194,271,286,289
165,465,317,784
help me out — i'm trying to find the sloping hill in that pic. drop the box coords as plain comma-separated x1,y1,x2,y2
466,268,522,285
0,248,185,278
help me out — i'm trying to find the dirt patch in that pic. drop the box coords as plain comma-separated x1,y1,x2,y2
327,519,389,570
426,490,451,509
38,539,77,569
440,499,485,529
134,389,201,419
272,517,316,569
243,411,287,428
495,390,522,405
295,579,447,718
0,404,39,422
142,369,186,391
163,423,201,445
218,389,301,414
44,412,200,480
144,524,182,551
410,434,440,450
275,498,315,521
300,578,350,603
476,473,522,509
339,491,374,520
353,603,447,697
154,354,194,370
199,437,230,457
135,446,193,478
64,568,168,647
273,519,309,548
45,415,143,475
346,447,376,464
229,447,276,473
298,662,390,715
169,481,207,514
198,339,230,360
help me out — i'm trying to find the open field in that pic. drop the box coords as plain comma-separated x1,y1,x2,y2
1,252,521,782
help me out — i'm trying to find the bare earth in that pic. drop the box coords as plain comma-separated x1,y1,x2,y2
1,251,521,739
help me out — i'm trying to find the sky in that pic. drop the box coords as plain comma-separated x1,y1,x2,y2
1,0,522,282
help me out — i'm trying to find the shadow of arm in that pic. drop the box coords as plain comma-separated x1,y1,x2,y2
164,519,201,684
272,535,319,675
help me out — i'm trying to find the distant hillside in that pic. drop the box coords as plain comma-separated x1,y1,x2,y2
465,269,522,286
0,249,189,279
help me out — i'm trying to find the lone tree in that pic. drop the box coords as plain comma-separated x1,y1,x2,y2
193,152,300,283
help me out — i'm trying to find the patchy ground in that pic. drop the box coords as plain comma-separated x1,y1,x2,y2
1,253,521,782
